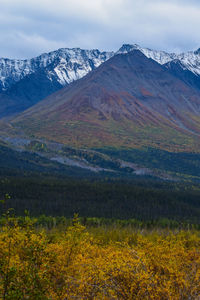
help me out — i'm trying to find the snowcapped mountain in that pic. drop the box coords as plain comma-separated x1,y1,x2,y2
1,44,200,94
117,44,177,65
117,44,200,75
0,48,114,117
1,43,200,118
0,48,114,92
175,49,200,76
117,44,200,92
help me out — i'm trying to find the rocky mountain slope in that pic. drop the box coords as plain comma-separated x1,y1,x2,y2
12,50,200,151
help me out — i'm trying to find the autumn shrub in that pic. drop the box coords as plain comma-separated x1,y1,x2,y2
0,214,200,299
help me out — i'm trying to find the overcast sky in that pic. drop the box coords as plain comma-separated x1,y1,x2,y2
0,0,200,59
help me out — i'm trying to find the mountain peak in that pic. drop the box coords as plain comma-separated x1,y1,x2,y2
117,44,140,54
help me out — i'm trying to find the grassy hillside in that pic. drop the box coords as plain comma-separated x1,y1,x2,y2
13,116,200,152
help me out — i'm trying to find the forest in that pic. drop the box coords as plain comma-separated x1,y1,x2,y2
1,175,200,223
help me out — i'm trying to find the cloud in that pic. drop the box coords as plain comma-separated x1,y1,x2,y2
0,0,200,58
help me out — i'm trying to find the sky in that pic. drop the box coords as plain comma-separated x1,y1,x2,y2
0,0,200,59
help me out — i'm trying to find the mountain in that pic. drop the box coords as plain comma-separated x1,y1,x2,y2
164,59,200,91
1,44,199,93
0,93,21,118
1,67,63,118
12,50,200,151
118,44,200,91
117,44,177,64
0,48,114,117
0,64,64,119
0,48,114,91
118,44,200,75
1,44,200,118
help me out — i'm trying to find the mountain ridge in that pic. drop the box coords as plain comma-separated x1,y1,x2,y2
0,47,114,91
1,43,200,118
1,44,200,93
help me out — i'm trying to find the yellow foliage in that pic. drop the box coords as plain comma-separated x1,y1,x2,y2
0,220,200,299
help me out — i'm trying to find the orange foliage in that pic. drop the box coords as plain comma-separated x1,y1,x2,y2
0,219,200,299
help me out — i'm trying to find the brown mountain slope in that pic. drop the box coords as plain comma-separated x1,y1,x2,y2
12,50,200,151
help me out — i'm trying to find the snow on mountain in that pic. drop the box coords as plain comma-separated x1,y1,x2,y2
117,44,200,77
1,44,200,94
175,50,200,76
117,44,177,64
0,48,114,91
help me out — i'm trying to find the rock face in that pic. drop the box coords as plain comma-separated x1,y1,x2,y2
12,50,200,151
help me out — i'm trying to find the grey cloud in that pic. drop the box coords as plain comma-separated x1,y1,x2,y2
0,0,200,59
